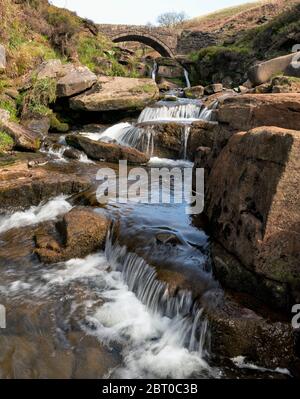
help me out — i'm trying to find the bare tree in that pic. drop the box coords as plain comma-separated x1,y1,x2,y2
157,11,188,28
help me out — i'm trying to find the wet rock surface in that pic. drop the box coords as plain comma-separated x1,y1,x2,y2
202,289,295,370
35,208,110,263
0,161,91,210
66,134,150,164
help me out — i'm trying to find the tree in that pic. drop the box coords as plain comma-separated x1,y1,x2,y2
156,11,188,28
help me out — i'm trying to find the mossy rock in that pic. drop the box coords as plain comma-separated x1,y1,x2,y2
50,113,69,132
0,130,14,153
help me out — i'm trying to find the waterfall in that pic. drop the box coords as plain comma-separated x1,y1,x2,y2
138,102,203,123
182,125,191,160
184,68,191,89
79,101,216,159
199,100,219,121
105,229,210,355
151,60,158,81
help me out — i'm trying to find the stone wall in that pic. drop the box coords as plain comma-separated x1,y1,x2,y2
176,30,218,54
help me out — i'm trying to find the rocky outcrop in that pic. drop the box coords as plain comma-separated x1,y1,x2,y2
202,289,295,369
205,126,300,310
0,44,6,70
204,83,223,95
248,53,300,86
0,162,91,210
188,120,219,158
0,119,41,152
35,208,110,263
31,60,97,98
56,64,97,97
69,76,159,112
22,117,51,137
65,134,149,164
184,85,204,99
217,94,300,131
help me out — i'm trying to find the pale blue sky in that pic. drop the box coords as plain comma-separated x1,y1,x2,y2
50,0,257,25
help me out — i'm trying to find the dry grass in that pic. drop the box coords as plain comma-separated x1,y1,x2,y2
183,0,296,31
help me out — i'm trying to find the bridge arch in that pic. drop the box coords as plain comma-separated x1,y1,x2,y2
111,33,175,58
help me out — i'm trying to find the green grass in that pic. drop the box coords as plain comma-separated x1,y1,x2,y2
0,97,19,122
0,131,14,152
22,76,57,116
191,45,253,63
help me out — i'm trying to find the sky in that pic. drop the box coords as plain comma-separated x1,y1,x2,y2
50,0,257,25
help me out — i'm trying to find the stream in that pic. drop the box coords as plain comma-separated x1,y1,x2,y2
0,97,290,379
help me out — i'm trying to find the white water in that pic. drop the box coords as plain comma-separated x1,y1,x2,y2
184,68,191,89
77,101,211,158
182,125,191,160
148,157,193,167
231,356,291,377
0,196,72,234
138,103,203,123
1,246,215,379
199,100,218,122
151,61,158,81
41,144,95,164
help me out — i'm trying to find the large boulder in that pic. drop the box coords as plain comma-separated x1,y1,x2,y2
184,85,205,99
69,76,159,112
205,126,300,310
188,120,219,158
0,120,41,152
217,94,300,131
35,208,110,263
65,134,149,164
29,60,97,98
0,45,6,70
248,53,300,86
56,64,97,97
202,289,295,369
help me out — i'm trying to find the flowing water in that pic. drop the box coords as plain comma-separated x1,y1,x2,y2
0,96,288,379
184,68,191,89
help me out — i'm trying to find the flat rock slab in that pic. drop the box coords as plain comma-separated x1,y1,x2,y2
217,93,300,131
70,76,159,112
0,162,91,210
66,134,149,164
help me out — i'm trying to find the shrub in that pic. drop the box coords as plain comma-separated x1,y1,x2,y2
0,97,19,122
0,131,14,152
21,76,57,116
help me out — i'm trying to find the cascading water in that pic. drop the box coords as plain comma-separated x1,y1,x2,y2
182,125,191,160
151,60,158,81
79,100,214,159
138,101,203,123
184,68,191,89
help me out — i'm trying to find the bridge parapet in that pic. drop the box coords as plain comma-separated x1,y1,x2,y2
98,24,179,57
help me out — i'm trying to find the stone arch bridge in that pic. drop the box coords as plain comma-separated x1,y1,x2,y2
98,24,179,58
